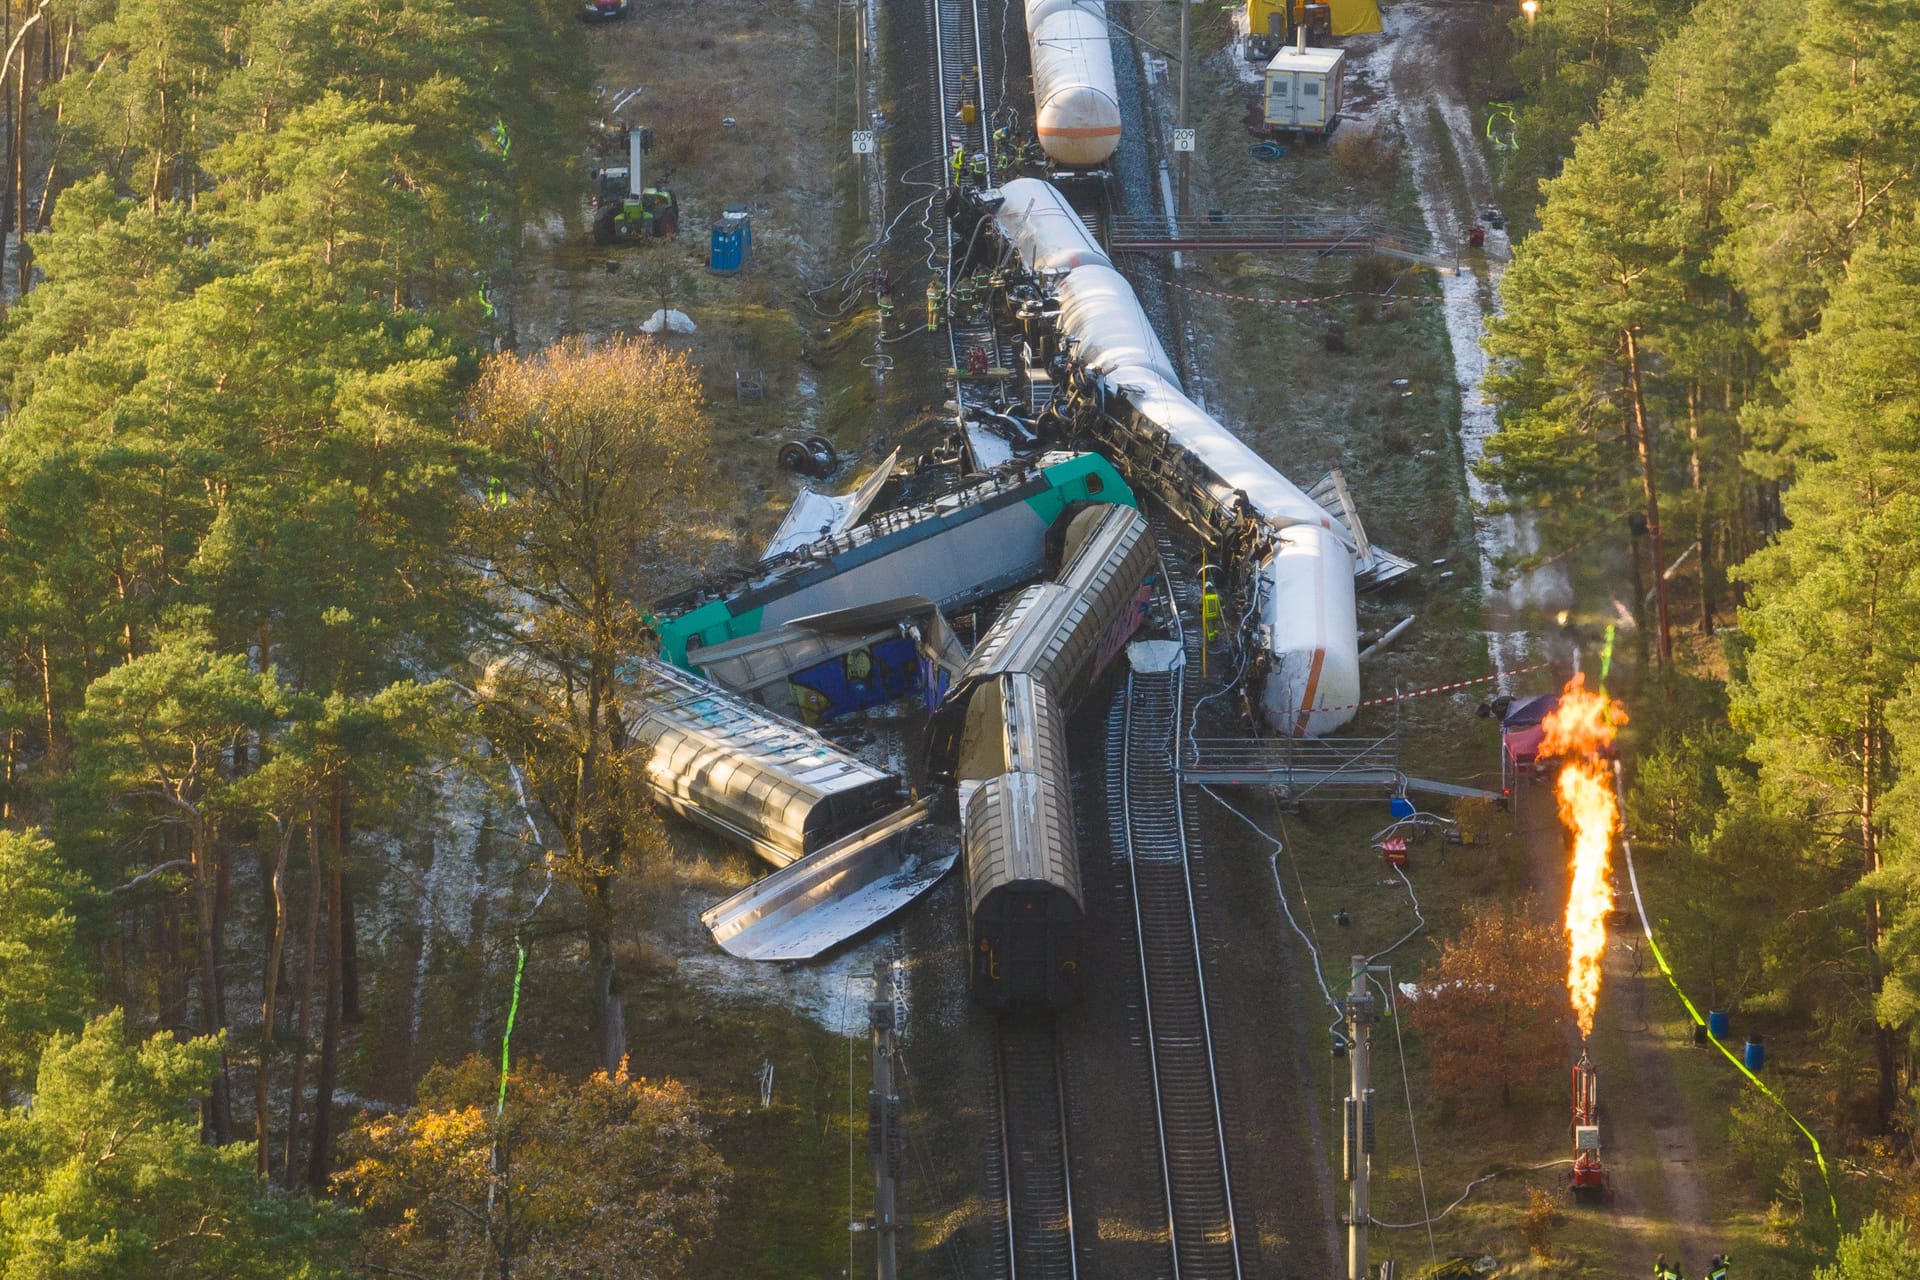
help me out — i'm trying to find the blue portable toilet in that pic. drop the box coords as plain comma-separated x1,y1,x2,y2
709,218,744,274
1707,1008,1730,1040
1744,1034,1765,1071
724,204,753,267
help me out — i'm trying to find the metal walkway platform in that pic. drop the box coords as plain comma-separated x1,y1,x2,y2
1181,736,1498,803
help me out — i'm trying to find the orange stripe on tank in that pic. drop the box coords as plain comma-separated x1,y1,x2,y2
1036,124,1124,138
1292,647,1326,738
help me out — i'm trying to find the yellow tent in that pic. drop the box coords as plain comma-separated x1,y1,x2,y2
1320,0,1383,36
1248,0,1383,40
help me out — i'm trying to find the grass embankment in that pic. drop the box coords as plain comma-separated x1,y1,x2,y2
521,0,912,556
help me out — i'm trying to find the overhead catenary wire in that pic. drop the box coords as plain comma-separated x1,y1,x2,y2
1382,966,1438,1269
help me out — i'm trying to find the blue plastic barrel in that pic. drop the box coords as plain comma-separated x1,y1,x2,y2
1744,1034,1765,1071
1390,795,1415,820
709,219,743,274
1708,1008,1729,1040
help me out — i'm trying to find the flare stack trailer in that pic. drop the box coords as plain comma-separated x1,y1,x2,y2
1570,1052,1611,1203
984,179,1412,735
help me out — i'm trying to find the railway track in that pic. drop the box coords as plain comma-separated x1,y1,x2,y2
1108,544,1246,1280
925,0,1021,415
987,1020,1079,1280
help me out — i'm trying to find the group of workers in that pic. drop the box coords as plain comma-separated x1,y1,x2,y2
925,271,991,330
1656,1253,1729,1280
946,122,1047,186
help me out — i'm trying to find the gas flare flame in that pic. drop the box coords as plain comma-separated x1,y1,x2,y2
1541,673,1626,1040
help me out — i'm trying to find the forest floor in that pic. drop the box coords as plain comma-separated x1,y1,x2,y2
310,0,924,1273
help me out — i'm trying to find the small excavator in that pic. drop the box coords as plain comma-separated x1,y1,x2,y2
591,126,678,245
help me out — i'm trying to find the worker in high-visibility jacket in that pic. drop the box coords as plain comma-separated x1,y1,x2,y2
949,144,967,183
1705,1255,1729,1280
926,277,946,328
1654,1255,1682,1280
1201,585,1223,643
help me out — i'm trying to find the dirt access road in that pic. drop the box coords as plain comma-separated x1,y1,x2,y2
1375,1,1717,1272
1351,0,1571,680
1514,777,1716,1274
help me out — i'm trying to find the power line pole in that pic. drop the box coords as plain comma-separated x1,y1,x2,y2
868,959,901,1280
1344,957,1376,1280
1176,0,1190,218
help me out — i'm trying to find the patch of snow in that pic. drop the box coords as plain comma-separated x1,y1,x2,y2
1226,11,1266,87
674,905,894,1036
410,768,494,1041
965,424,1015,469
1353,0,1571,683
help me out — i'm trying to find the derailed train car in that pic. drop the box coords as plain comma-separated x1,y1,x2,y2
926,503,1155,776
624,657,903,868
956,673,1082,1009
653,452,1134,669
928,504,1154,1009
984,178,1413,736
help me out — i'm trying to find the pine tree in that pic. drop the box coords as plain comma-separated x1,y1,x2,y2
1728,0,1920,343
1732,233,1920,1131
1484,113,1689,659
0,828,89,1101
0,1011,354,1278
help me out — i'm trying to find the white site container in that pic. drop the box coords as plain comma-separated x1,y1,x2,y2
1263,42,1345,134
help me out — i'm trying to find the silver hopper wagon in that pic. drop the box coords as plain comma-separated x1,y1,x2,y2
624,656,903,868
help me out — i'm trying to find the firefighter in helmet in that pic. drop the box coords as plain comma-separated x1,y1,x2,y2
1654,1254,1683,1280
1705,1255,1729,1280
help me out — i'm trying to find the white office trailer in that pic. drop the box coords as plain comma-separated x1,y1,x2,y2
1262,37,1345,135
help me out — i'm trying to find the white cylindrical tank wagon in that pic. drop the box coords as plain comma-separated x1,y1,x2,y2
1027,0,1122,166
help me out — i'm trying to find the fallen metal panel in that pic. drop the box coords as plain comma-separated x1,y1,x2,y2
763,450,899,560
699,800,946,961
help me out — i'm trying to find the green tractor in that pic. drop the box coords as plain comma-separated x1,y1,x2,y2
592,185,679,244
590,127,678,245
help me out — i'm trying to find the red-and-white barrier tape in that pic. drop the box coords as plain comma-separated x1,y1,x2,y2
1315,662,1554,715
1165,279,1443,308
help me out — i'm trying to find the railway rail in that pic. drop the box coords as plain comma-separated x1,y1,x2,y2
926,0,1010,382
988,1020,1079,1280
1109,542,1247,1280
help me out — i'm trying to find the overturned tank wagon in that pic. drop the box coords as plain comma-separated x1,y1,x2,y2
957,673,1082,1010
623,657,903,868
982,178,1414,735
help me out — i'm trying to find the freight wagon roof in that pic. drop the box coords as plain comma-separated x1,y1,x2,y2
623,656,893,796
